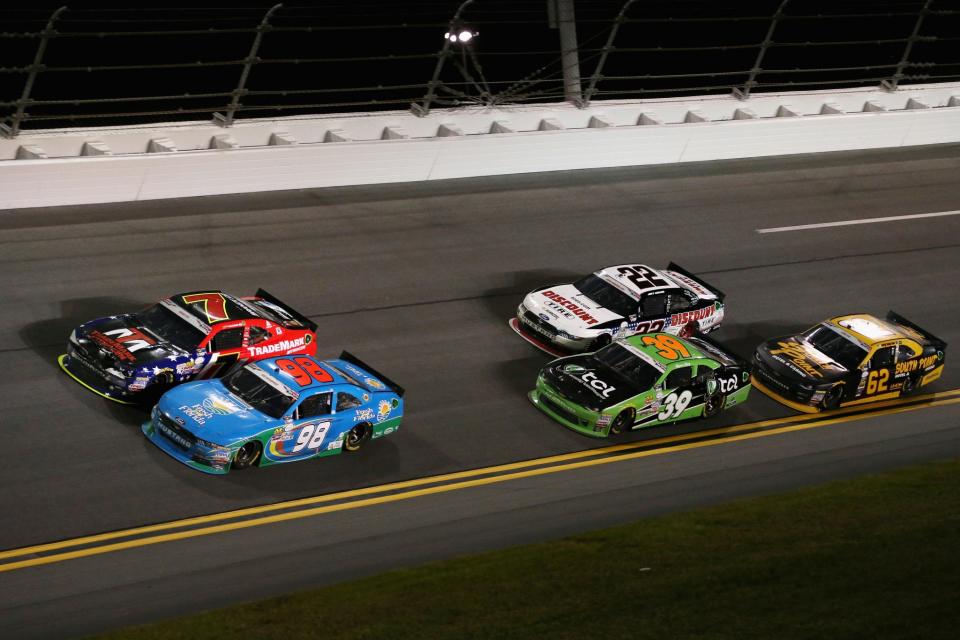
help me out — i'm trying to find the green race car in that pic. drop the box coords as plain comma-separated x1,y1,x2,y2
530,332,752,438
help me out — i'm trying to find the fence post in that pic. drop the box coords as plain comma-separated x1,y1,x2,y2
882,0,933,91
214,3,282,127
2,6,67,138
548,0,583,105
582,0,637,108
734,0,789,100
411,0,475,116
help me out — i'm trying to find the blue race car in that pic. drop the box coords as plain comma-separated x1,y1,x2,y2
142,351,404,474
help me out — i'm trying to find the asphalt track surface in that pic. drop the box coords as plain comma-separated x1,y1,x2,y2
2,144,960,638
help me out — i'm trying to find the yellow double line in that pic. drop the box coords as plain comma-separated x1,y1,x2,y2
2,388,959,574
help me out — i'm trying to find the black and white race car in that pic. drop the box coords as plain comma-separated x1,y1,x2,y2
509,263,725,356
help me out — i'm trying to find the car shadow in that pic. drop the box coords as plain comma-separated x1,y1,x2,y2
711,320,809,361
479,269,581,323
19,296,151,371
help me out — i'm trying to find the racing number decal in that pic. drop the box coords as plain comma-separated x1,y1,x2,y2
276,357,334,386
641,334,691,360
617,266,669,291
292,422,331,453
657,390,693,420
632,320,666,333
866,369,890,395
198,351,241,380
182,293,230,323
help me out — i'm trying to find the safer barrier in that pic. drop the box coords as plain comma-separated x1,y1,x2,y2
1,82,958,210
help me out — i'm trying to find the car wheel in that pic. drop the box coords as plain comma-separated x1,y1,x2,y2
589,334,611,351
821,385,843,411
703,390,726,418
343,422,372,453
608,409,634,436
232,441,262,470
901,374,918,395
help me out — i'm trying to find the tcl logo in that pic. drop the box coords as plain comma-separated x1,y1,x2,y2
580,371,616,398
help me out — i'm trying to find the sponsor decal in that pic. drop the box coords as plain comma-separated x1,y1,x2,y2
128,375,151,391
665,270,713,298
365,377,385,390
541,290,599,326
248,337,307,357
180,403,214,425
896,354,938,375
102,327,157,354
377,399,392,422
577,371,617,398
538,313,550,322
769,341,824,378
89,330,139,362
176,356,205,376
382,426,397,435
354,407,375,423
669,305,714,328
271,428,295,442
158,423,191,449
202,395,242,416
595,415,612,427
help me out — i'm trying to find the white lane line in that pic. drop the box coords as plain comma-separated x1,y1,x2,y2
757,210,960,233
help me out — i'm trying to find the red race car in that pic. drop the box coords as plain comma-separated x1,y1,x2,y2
60,289,318,403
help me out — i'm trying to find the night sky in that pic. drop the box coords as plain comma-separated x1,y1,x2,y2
2,0,959,130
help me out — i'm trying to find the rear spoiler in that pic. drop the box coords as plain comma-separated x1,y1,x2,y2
887,311,947,348
686,332,749,368
339,351,405,397
254,288,318,332
666,262,726,302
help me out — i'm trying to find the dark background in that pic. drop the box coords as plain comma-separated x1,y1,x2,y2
2,0,959,130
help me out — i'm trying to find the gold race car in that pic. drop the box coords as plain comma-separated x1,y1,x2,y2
751,312,946,413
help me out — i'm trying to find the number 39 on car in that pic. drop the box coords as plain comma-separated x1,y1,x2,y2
530,332,752,438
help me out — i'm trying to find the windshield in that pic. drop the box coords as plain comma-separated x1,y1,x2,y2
223,367,295,419
572,275,636,318
591,343,659,389
802,325,867,371
136,304,205,350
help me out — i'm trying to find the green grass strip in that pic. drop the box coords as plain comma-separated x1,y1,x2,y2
95,458,960,640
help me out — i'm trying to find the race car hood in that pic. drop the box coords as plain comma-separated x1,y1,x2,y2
76,314,186,367
543,355,640,410
157,380,273,444
524,285,623,336
756,336,848,384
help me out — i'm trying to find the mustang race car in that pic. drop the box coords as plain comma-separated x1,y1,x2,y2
60,289,317,403
752,312,947,413
142,352,404,474
530,332,751,438
510,262,725,356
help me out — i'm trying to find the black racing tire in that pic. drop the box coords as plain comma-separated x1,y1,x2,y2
232,440,262,470
901,374,919,396
141,372,176,405
703,390,726,418
343,422,373,453
589,334,612,352
821,385,843,411
608,409,634,436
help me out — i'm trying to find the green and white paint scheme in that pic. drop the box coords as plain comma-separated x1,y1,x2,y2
530,332,751,438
